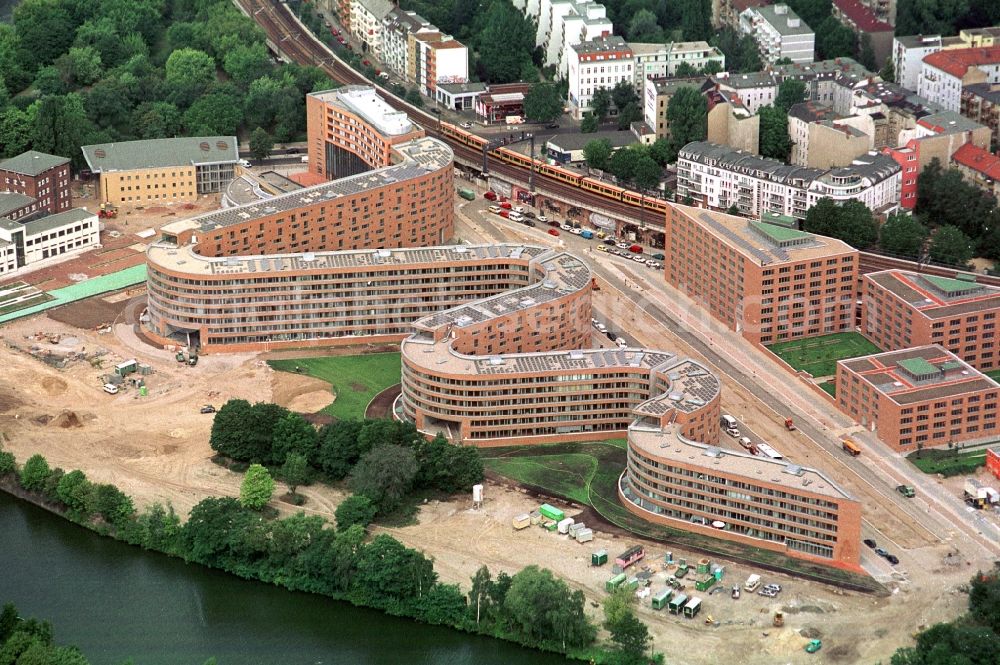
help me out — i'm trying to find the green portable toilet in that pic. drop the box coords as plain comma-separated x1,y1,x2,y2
696,558,711,575
139,386,148,397
651,588,672,610
592,550,608,566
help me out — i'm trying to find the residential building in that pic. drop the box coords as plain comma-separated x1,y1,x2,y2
739,3,815,65
988,446,1000,481
788,102,874,167
862,270,1000,371
836,345,1000,452
349,0,394,56
706,88,760,154
716,0,771,31
567,36,634,118
960,82,1000,149
517,0,612,78
918,46,1000,111
0,193,40,223
893,35,943,92
643,77,709,138
772,57,876,107
676,141,901,219
858,0,894,27
435,81,487,111
629,42,670,92
0,208,99,276
381,9,432,79
475,83,533,123
951,142,1000,199
545,130,635,163
712,71,778,114
411,31,469,97
831,0,894,68
951,26,1000,49
663,203,860,346
622,417,862,568
0,151,71,215
628,41,726,92
81,137,238,206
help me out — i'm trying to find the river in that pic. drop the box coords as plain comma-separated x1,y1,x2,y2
0,492,568,665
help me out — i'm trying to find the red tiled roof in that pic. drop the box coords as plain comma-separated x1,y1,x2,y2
951,142,1000,180
833,0,892,32
922,46,1000,79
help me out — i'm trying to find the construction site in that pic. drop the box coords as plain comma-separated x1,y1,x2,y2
0,181,992,664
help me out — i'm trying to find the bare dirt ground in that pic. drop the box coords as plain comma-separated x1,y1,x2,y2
0,302,981,665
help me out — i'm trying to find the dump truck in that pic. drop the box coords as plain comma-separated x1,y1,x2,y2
458,188,476,201
511,514,531,530
651,588,672,610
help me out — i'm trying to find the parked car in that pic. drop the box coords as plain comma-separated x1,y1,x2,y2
628,244,643,254
561,223,572,231
875,547,889,558
603,238,616,246
632,255,646,263
763,584,781,593
500,201,512,209
102,383,119,395
863,538,876,549
546,123,560,129
596,323,608,333
523,211,535,219
548,220,560,227
896,484,915,498
805,639,822,654
200,405,216,414
886,554,899,565
726,427,740,438
514,206,525,213
652,253,665,260
537,215,548,222
617,242,630,249
522,219,536,227
616,337,628,349
499,210,510,218
606,331,618,341
484,191,497,201
596,244,608,252
548,228,560,236
460,122,473,128
570,228,582,235
488,205,501,214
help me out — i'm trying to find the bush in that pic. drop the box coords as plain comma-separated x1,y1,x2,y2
335,495,377,531
19,454,51,492
0,450,16,476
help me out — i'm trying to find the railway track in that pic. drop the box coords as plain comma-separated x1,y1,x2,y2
244,0,998,286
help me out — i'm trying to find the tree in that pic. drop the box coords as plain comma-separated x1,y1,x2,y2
56,470,91,515
879,57,895,83
929,225,974,267
317,419,365,480
758,105,792,160
775,79,807,113
627,9,661,41
611,80,638,113
591,87,611,121
915,158,995,238
165,48,217,107
223,43,273,88
349,444,418,513
678,0,712,41
616,102,642,130
666,86,707,159
970,568,1000,634
90,483,134,526
474,0,536,84
280,452,310,497
523,83,562,122
19,454,51,492
608,146,640,183
334,494,377,531
649,137,671,166
674,62,700,78
859,34,877,70
353,534,437,601
133,101,182,140
240,463,275,510
879,213,928,258
0,450,14,476
804,198,878,248
504,566,595,650
895,0,969,37
271,412,317,465
633,155,662,190
583,138,612,171
404,88,424,108
56,46,103,87
580,113,599,133
13,0,77,72
815,16,856,60
711,27,761,74
183,88,243,136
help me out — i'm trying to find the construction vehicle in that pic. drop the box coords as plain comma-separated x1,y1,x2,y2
896,484,915,498
98,203,118,219
773,612,784,627
784,417,795,431
175,351,186,363
964,478,988,507
842,438,862,456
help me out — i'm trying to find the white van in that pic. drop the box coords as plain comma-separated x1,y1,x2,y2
720,414,738,429
102,383,119,395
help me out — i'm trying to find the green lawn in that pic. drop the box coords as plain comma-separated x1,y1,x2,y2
818,380,837,397
482,440,883,593
268,352,401,420
909,447,989,477
767,332,882,378
987,370,1000,383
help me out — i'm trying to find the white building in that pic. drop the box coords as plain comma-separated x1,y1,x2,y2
712,71,778,114
676,141,901,219
522,0,613,78
381,9,433,79
892,35,942,92
667,41,726,76
917,46,1000,111
567,36,634,118
629,43,670,93
739,3,815,65
412,33,469,96
0,208,99,276
349,0,394,57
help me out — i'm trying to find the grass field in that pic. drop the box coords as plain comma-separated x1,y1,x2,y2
268,352,401,420
482,440,882,592
909,447,989,477
818,380,837,397
988,370,1000,383
767,332,882,378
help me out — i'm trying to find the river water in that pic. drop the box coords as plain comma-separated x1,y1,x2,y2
0,493,567,665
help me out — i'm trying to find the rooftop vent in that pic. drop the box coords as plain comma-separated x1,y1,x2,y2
302,253,315,261
199,142,210,152
783,465,804,477
216,141,229,150
94,149,106,159
569,350,584,360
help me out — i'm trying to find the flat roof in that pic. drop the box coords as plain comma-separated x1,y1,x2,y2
82,137,238,173
751,4,814,36
840,345,999,405
310,86,414,137
866,270,1000,319
0,150,69,176
672,203,856,267
24,208,95,236
546,130,636,151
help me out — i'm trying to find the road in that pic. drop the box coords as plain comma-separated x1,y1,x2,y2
453,187,1000,578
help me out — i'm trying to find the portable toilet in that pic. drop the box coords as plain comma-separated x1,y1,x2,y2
651,588,672,610
668,593,688,614
712,565,725,581
697,558,711,575
139,386,148,397
665,551,674,565
606,573,627,592
592,550,608,567
683,597,703,619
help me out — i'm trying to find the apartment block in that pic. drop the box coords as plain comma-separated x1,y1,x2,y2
960,82,1000,148
0,150,71,215
788,102,873,168
772,57,875,107
918,46,1000,111
81,137,237,206
893,35,943,91
862,270,1000,371
951,142,1000,199
622,419,862,568
411,31,469,97
712,71,778,114
349,0,393,56
716,0,770,31
629,41,725,92
380,9,432,80
836,345,1000,452
706,88,760,154
517,0,612,78
0,208,99,276
831,0,893,67
567,36,634,118
663,203,859,346
739,3,815,65
643,77,710,138
676,141,901,219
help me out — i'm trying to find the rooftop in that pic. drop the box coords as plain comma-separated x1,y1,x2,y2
0,150,69,177
649,76,710,95
670,40,717,54
894,34,942,49
922,46,1000,79
572,35,631,55
671,203,856,266
917,110,987,135
310,86,414,137
751,4,814,36
23,208,95,237
82,137,238,173
628,42,670,56
832,0,892,32
839,345,999,405
357,0,394,20
712,71,777,89
963,81,1000,103
788,101,840,123
437,81,488,95
546,130,636,152
866,269,1000,319
773,57,874,83
951,142,1000,180
0,192,35,216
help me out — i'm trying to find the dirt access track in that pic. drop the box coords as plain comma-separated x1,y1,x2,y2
0,304,986,665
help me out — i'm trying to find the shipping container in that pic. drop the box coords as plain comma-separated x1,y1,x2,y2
695,575,717,592
539,504,565,521
568,522,586,538
592,550,608,566
683,597,702,618
667,593,688,614
576,529,593,543
557,517,575,534
606,573,627,592
458,188,476,201
511,514,531,530
651,589,672,610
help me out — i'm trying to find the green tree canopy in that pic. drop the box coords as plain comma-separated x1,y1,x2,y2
474,0,536,84
627,9,661,41
803,198,878,248
349,444,418,513
879,213,928,258
504,566,596,650
56,46,103,87
19,454,51,492
271,412,318,466
280,452,310,496
666,85,707,160
775,79,806,113
316,419,366,480
633,155,662,190
523,83,562,122
608,145,640,183
240,463,275,510
591,87,611,121
248,126,273,161
165,47,216,107
815,16,856,60
580,113,599,133
758,105,792,160
929,225,974,267
583,138,613,171
334,494,377,531
223,43,273,88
